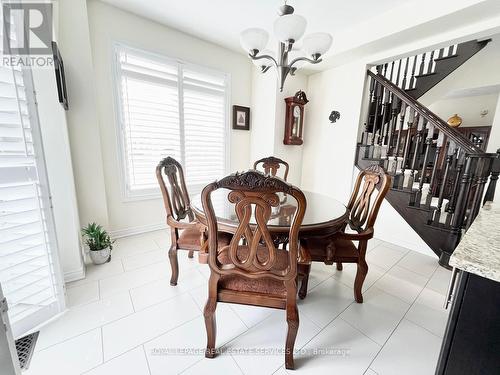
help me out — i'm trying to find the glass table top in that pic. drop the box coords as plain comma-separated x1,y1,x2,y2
191,189,347,228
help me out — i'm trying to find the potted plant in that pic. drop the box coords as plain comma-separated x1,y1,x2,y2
81,223,115,265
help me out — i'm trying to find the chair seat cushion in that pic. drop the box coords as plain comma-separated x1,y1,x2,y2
219,274,286,296
301,236,359,262
178,226,232,250
217,245,290,296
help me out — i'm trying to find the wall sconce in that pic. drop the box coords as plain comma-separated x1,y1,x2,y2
329,110,340,123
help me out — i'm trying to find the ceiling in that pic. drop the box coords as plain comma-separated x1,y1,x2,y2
100,0,414,57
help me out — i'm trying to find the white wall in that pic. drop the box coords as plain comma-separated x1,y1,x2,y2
428,93,499,128
85,0,253,234
58,0,109,230
249,68,308,186
32,68,84,282
249,68,277,164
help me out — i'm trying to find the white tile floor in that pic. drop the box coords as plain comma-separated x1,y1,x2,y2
25,230,451,375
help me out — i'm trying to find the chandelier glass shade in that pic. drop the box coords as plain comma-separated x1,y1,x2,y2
240,2,332,91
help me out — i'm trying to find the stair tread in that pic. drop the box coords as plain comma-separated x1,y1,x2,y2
414,72,437,79
433,54,459,62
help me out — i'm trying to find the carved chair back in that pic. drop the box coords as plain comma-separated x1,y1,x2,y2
201,170,306,282
346,165,392,232
253,156,290,181
156,157,194,224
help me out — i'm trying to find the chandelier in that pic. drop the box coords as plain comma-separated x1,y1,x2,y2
240,1,332,91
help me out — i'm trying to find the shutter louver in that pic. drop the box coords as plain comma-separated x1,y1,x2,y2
0,13,62,335
115,46,228,196
183,68,226,188
117,48,181,193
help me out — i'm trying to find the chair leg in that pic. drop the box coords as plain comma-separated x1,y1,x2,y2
168,245,179,286
354,259,368,303
188,250,194,258
285,303,299,370
204,274,219,358
336,261,343,271
298,264,311,300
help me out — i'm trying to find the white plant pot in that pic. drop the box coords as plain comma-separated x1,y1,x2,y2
89,247,111,265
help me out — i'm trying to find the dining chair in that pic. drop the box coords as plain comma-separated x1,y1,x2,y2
298,165,392,303
201,170,306,370
156,156,231,286
253,156,290,181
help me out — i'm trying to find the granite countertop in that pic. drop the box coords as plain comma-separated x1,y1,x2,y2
450,201,500,283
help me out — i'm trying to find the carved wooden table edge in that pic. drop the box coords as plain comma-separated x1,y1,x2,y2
192,202,350,264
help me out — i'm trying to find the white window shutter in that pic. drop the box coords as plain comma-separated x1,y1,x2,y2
114,45,229,197
0,12,64,337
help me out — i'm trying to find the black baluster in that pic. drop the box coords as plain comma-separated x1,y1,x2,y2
483,149,500,204
437,48,444,59
418,53,426,76
385,97,400,161
416,124,434,206
380,87,392,149
426,132,444,206
433,148,453,224
389,61,395,83
466,157,491,229
446,147,462,215
408,117,426,189
363,76,376,145
450,156,475,234
447,45,454,56
395,59,402,88
401,57,410,90
371,83,383,153
427,50,435,74
392,103,407,175
399,109,415,188
409,55,418,89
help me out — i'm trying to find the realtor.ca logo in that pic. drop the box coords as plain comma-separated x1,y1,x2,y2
2,2,54,67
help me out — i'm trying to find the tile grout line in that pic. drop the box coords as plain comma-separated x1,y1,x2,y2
365,264,443,371
142,345,153,375
104,314,203,365
80,344,145,374
36,286,200,354
339,317,383,347
100,326,104,366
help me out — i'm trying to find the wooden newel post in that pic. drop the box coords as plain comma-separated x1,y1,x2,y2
483,148,500,204
450,156,475,234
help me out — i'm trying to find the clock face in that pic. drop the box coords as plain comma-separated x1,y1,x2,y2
293,106,301,117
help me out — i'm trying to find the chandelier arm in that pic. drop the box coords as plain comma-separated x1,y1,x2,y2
288,56,323,69
249,53,279,69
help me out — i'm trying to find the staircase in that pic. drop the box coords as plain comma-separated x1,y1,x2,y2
375,39,491,100
358,66,499,268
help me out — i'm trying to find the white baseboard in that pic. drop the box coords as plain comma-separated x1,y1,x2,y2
64,266,86,283
110,222,165,239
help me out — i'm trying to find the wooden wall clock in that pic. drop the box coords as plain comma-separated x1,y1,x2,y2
283,90,308,145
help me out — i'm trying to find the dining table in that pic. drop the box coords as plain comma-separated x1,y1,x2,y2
191,189,349,263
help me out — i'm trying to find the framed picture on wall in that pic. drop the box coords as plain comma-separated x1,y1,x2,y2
232,105,250,130
52,41,69,110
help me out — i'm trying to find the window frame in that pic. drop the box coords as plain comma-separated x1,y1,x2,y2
111,42,231,201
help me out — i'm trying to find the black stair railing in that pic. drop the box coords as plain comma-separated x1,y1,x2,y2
360,70,498,265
